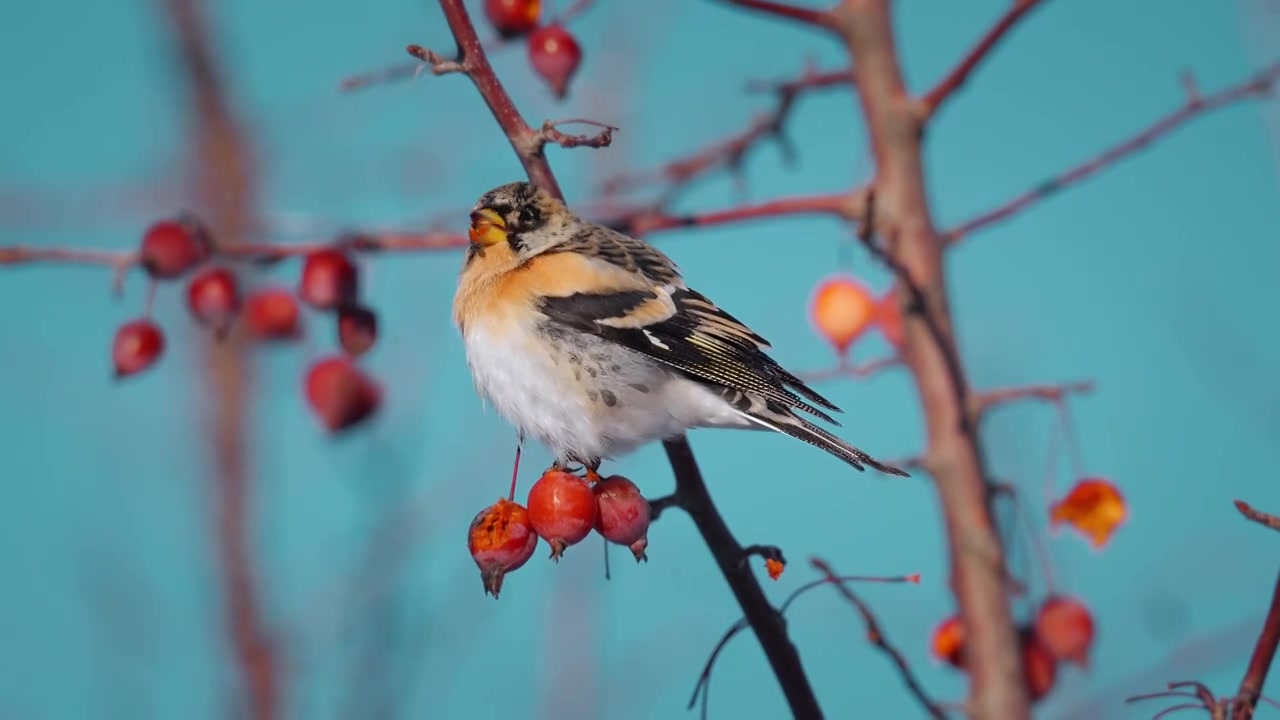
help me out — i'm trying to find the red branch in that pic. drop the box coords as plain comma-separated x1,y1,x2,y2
616,191,862,236
971,380,1094,417
1236,500,1280,532
601,65,854,200
716,0,836,28
810,558,946,719
918,0,1047,118
944,63,1280,244
1235,570,1280,719
160,0,274,718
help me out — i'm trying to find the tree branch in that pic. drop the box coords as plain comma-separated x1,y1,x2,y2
944,63,1280,244
811,558,947,719
601,64,853,201
829,0,1028,716
713,0,837,29
1236,500,1280,533
918,0,1048,119
970,380,1094,417
794,355,902,384
606,190,864,236
160,0,274,718
1233,570,1280,719
662,438,823,718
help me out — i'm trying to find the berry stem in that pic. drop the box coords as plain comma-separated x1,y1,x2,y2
508,433,523,502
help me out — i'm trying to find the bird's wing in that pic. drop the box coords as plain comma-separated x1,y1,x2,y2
530,238,843,424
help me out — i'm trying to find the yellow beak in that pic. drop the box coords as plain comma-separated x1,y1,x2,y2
468,208,508,247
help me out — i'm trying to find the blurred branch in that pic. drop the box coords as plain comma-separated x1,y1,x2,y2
827,0,1028,715
918,0,1047,119
605,191,864,236
1236,500,1280,532
1234,570,1280,719
970,380,1094,417
810,558,947,719
600,63,853,201
159,0,275,719
944,63,1280,244
795,355,902,384
714,0,837,28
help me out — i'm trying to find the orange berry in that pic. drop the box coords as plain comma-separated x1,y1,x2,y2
764,557,785,581
931,614,965,668
809,275,875,354
484,0,541,38
527,469,597,560
1049,477,1127,549
1034,595,1095,667
468,498,539,598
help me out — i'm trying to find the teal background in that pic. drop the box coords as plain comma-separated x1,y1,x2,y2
1,0,1278,718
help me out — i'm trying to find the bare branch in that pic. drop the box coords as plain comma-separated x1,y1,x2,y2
536,118,617,150
1233,571,1280,719
971,380,1094,417
712,0,837,29
918,0,1048,119
944,63,1280,244
601,63,853,201
794,355,902,384
810,558,947,719
1235,500,1280,532
607,190,864,236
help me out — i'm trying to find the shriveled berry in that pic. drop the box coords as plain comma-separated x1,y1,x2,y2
527,469,597,560
592,475,650,562
244,288,301,340
1034,595,1095,668
337,305,378,357
468,498,539,598
1020,626,1058,703
931,614,965,668
303,356,381,432
527,24,582,99
484,0,541,38
140,216,209,279
299,249,358,310
810,275,875,355
874,290,903,348
186,266,239,334
112,319,165,378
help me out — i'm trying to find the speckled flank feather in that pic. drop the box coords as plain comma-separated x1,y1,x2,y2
452,181,907,477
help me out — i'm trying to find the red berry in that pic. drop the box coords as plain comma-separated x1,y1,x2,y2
244,288,301,340
112,319,165,377
810,275,875,355
527,24,582,99
303,356,381,432
526,469,597,560
592,475,651,562
1034,595,1095,668
337,305,378,357
874,290,903,348
299,249,359,311
484,0,541,38
140,216,209,279
1020,627,1058,703
930,614,965,668
468,498,539,598
186,267,239,334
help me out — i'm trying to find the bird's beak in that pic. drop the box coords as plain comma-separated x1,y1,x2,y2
468,209,507,247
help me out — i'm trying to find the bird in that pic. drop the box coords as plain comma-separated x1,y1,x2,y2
452,180,907,481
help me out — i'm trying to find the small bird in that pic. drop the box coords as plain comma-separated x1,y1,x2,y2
452,181,907,480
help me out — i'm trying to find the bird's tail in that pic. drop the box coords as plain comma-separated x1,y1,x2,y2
736,402,909,477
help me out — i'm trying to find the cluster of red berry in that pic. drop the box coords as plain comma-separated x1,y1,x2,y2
467,470,651,598
484,0,583,98
112,217,382,432
932,595,1095,703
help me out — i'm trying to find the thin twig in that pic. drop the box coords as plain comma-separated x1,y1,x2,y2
1231,570,1280,718
795,355,902,384
918,0,1048,118
810,558,946,719
970,380,1094,417
944,63,1280,244
605,191,864,237
713,0,837,29
1236,500,1280,532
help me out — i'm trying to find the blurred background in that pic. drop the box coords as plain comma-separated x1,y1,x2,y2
1,0,1278,718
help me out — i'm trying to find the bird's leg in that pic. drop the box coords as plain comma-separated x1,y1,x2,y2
583,455,603,485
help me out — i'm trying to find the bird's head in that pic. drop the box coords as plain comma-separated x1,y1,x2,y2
467,181,575,261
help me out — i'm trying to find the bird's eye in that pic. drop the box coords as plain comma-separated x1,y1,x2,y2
517,205,540,230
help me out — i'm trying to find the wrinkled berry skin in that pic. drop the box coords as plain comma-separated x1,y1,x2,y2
468,498,539,598
592,475,651,561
